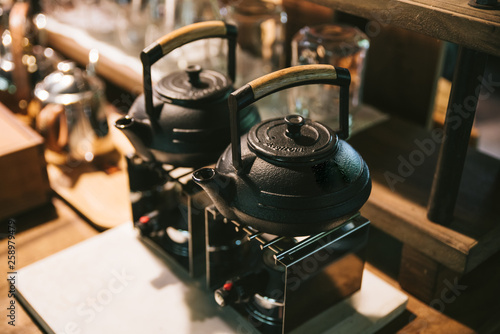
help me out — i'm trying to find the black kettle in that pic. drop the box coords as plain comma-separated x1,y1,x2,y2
193,64,371,236
115,21,260,167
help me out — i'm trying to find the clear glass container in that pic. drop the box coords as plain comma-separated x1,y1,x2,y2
290,24,369,128
221,0,288,118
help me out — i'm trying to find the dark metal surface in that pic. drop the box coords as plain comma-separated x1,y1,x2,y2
283,215,369,333
140,22,237,122
427,46,488,224
228,67,351,173
205,206,254,289
193,66,369,236
193,130,370,236
155,66,232,104
247,115,338,164
129,158,210,277
206,208,370,333
118,22,260,168
121,95,260,167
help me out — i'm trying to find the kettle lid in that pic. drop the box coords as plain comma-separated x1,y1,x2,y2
247,115,338,164
155,65,232,104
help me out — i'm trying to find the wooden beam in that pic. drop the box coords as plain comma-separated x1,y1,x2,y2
306,0,500,57
46,29,143,95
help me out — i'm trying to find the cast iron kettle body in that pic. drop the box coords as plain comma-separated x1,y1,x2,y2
115,21,259,167
193,65,371,236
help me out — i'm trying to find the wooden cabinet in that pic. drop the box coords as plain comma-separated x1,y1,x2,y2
0,103,51,221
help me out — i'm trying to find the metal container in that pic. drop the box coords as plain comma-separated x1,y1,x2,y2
194,64,371,236
34,59,113,164
115,20,260,168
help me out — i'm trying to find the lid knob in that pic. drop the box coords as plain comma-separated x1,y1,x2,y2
186,65,204,88
285,115,305,139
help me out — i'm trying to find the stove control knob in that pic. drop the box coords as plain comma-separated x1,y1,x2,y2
135,210,159,235
214,281,234,307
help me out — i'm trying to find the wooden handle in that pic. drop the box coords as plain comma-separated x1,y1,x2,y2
141,21,235,64
250,65,339,100
229,64,351,172
141,21,237,123
156,21,230,57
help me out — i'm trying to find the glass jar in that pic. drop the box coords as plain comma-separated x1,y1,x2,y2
290,24,369,129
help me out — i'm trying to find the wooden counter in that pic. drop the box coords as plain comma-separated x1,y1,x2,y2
0,198,99,334
1,195,499,333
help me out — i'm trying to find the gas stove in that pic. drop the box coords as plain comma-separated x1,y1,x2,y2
127,155,370,333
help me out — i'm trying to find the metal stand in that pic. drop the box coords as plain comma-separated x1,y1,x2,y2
427,46,488,224
128,157,210,278
206,206,370,334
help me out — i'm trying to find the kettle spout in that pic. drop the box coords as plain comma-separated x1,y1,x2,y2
115,116,155,163
193,168,234,217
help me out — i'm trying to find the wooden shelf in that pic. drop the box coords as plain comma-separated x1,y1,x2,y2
351,117,500,274
306,0,500,57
